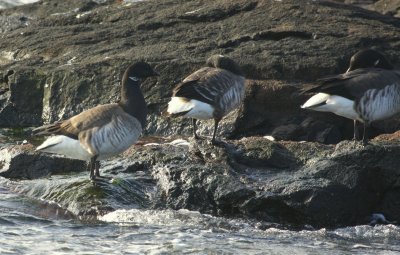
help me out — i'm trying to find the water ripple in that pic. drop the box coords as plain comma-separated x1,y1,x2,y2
1,181,400,254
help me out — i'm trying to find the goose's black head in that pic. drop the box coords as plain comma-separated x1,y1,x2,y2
124,61,159,80
206,55,244,76
347,49,393,72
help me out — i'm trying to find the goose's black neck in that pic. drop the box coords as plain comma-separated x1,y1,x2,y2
119,76,147,128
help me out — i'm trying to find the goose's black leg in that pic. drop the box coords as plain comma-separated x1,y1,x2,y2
89,156,97,180
211,118,221,145
353,120,359,140
86,160,92,173
90,157,110,184
362,123,369,145
193,118,200,140
94,161,101,177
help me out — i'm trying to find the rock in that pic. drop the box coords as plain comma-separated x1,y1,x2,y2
0,144,86,179
342,0,377,6
370,0,400,17
230,137,299,169
8,172,153,218
3,136,400,228
0,68,46,127
300,117,345,144
2,143,156,217
271,124,303,141
373,130,400,142
0,0,399,141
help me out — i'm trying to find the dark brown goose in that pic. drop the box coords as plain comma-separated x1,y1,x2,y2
33,62,158,181
166,55,245,144
301,49,400,143
346,49,393,73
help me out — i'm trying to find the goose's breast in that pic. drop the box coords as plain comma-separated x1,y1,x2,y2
90,114,143,159
356,83,400,123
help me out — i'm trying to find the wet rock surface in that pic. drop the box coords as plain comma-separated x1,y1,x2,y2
1,0,400,229
2,137,400,228
0,143,86,179
370,0,400,17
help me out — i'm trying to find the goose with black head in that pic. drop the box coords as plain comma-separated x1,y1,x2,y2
33,62,158,181
166,55,245,145
301,49,400,143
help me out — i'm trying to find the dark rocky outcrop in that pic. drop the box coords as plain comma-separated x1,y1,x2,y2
0,0,400,142
2,137,400,228
370,0,400,17
0,143,86,179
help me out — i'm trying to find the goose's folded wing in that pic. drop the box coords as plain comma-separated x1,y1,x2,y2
303,69,400,100
173,67,239,104
33,104,119,139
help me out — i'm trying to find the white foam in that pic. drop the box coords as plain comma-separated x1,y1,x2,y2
99,208,252,232
99,209,205,227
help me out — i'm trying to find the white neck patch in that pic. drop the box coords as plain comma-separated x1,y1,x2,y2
129,76,139,82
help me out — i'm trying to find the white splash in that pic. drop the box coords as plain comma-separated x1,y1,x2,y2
99,209,205,227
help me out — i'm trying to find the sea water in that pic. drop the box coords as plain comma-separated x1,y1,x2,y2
1,177,400,255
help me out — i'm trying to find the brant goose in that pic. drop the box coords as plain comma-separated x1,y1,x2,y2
346,49,393,73
166,55,245,144
301,49,400,143
33,62,158,181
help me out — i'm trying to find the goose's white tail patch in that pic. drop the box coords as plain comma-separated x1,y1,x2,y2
167,97,214,120
302,93,361,121
301,93,331,109
36,135,91,161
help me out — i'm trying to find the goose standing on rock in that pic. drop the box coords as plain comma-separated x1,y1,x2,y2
166,55,245,145
33,62,158,181
301,49,400,143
